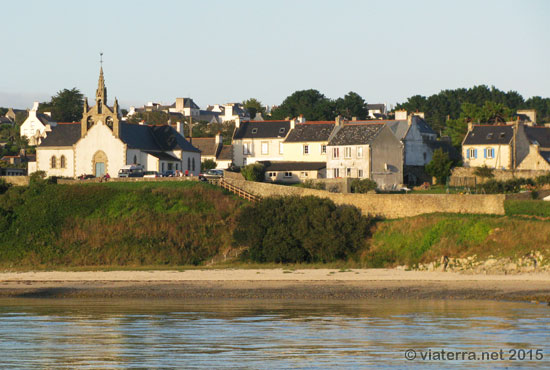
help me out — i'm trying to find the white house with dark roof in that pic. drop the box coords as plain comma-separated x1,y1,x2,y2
31,67,200,178
327,122,404,188
19,102,57,145
231,119,290,166
282,117,339,163
187,133,232,169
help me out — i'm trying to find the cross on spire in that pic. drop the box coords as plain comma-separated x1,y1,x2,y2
100,52,103,67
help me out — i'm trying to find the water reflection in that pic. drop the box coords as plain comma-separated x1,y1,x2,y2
0,299,548,369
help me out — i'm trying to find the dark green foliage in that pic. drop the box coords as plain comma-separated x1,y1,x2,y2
0,182,242,267
40,88,84,122
126,111,170,125
234,196,373,263
300,179,325,190
478,178,535,194
425,148,453,184
334,91,368,119
473,165,495,179
243,98,266,119
536,173,550,186
201,159,217,171
0,179,11,194
351,178,378,193
241,163,265,182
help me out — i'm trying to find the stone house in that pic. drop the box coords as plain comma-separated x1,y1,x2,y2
517,126,550,170
19,102,57,145
187,133,233,169
327,122,404,188
29,67,200,178
262,161,327,183
232,119,290,166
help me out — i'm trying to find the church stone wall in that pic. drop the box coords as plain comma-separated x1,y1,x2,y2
36,147,75,178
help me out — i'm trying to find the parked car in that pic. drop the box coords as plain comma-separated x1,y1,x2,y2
118,164,144,178
161,170,175,177
199,169,224,181
143,171,160,178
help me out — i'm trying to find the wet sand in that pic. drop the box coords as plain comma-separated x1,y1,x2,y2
0,269,549,302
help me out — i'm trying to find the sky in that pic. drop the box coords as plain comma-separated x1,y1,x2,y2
1,0,549,110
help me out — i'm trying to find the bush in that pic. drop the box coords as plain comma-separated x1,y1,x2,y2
425,148,453,184
351,178,377,193
478,178,535,194
473,165,495,179
201,159,217,171
241,163,265,182
233,196,373,263
301,179,325,190
0,178,11,195
536,173,550,186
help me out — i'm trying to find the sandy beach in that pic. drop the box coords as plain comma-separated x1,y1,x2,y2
0,269,549,302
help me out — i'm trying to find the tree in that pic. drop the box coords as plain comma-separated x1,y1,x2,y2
334,91,368,119
425,148,453,185
270,89,334,121
40,88,84,122
126,111,171,125
473,165,494,180
243,98,265,119
201,159,217,171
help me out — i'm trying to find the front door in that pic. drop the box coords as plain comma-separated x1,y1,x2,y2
95,162,105,177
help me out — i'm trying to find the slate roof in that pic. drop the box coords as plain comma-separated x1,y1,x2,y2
463,125,514,145
385,120,409,140
39,123,81,147
217,145,232,160
328,124,384,146
188,137,218,156
260,161,326,171
367,104,386,112
524,126,550,148
233,120,290,140
143,151,181,161
539,151,550,164
413,116,436,135
0,117,13,125
426,140,461,161
37,113,55,125
284,123,335,143
39,122,200,153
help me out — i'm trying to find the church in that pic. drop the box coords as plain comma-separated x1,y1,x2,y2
29,67,201,178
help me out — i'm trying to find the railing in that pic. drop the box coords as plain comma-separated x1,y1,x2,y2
218,179,260,203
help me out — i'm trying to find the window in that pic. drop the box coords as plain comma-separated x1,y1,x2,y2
300,171,308,178
268,172,276,177
187,157,191,170
467,148,477,159
358,169,363,178
251,128,258,134
485,148,494,159
333,168,340,178
162,162,165,172
279,127,286,135
60,155,66,169
50,156,56,168
279,142,284,154
332,147,339,159
321,145,327,154
176,163,179,170
243,142,251,155
133,155,137,164
357,147,363,158
192,157,195,171
423,152,427,161
346,168,352,177
344,147,352,158
168,163,173,171
303,144,309,155
261,142,269,155
284,171,292,178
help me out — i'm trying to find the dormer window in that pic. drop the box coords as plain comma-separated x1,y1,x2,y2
500,132,505,138
487,133,493,139
251,128,258,134
279,128,286,134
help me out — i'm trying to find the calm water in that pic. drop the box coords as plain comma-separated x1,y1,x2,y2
0,298,548,369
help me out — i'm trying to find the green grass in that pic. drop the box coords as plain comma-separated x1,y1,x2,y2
504,200,550,218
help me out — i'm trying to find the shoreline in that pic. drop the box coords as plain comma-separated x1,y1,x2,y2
1,269,550,302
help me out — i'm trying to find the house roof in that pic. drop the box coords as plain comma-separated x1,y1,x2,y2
328,124,384,146
180,98,200,109
284,123,335,143
414,116,437,135
0,117,13,125
463,125,514,145
39,123,81,147
217,145,232,160
187,137,218,156
367,103,386,111
39,122,200,153
37,113,55,125
524,126,550,148
233,120,290,140
539,150,550,164
385,120,409,140
143,151,181,161
260,161,326,171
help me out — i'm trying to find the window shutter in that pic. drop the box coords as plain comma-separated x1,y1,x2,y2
474,149,477,158
484,149,487,158
466,150,470,159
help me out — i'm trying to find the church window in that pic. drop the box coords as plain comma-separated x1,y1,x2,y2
133,155,137,164
60,155,66,168
187,157,191,170
87,116,94,129
192,157,195,171
106,116,114,129
51,156,57,168
98,99,102,114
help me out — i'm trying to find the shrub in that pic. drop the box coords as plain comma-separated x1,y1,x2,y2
234,196,373,263
301,179,325,190
351,178,377,193
536,173,550,186
473,165,495,179
478,178,535,194
0,178,11,195
201,159,217,171
241,163,265,182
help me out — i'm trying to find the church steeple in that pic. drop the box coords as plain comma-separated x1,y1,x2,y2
96,66,107,105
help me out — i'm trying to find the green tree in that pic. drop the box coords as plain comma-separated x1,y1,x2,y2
425,148,453,184
241,163,265,182
40,88,84,122
201,159,217,171
243,98,266,119
334,91,368,119
270,89,334,121
126,111,171,125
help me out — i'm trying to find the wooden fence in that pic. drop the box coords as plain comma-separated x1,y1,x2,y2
218,179,260,203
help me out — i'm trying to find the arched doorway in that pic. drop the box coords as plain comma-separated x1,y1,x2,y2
92,150,108,177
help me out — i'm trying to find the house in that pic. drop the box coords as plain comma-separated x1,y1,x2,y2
263,161,326,183
282,116,337,163
19,102,57,145
327,122,404,188
187,133,232,169
0,116,13,126
220,103,250,123
5,108,27,123
30,67,201,178
367,103,387,119
1,155,22,166
232,119,290,166
461,122,530,170
517,125,550,170
0,167,26,176
169,97,200,118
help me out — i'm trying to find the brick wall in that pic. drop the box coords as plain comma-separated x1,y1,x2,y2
224,178,505,218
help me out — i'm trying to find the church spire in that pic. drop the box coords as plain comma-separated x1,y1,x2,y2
96,53,107,104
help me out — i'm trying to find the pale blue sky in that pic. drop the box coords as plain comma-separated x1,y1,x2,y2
1,0,549,110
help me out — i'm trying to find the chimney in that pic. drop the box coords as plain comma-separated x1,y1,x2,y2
235,117,240,128
467,122,473,131
290,118,296,129
139,120,145,125
215,131,222,145
176,121,185,136
352,117,357,121
31,101,39,112
297,114,306,124
335,115,344,126
407,115,412,126
43,112,52,118
395,110,407,120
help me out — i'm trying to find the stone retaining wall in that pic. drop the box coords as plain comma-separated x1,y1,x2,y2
1,176,30,186
58,177,200,185
450,167,549,186
224,178,506,218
